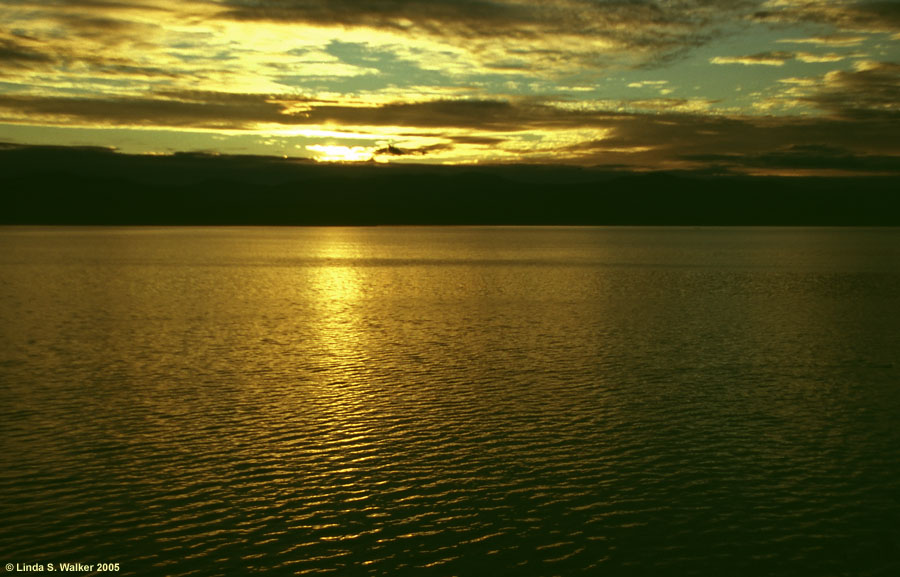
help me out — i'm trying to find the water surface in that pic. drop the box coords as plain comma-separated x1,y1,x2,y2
1,226,898,576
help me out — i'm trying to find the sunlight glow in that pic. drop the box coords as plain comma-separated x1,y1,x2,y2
307,144,376,162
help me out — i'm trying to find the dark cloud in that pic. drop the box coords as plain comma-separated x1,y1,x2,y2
88,60,179,78
217,0,765,69
1,1,170,63
753,0,900,33
0,92,535,131
559,112,900,171
449,135,506,145
0,91,530,132
0,37,54,68
2,0,166,11
50,12,140,36
220,0,520,31
0,21,153,74
804,61,900,118
0,92,292,130
374,143,453,156
307,99,539,130
684,144,900,173
153,90,319,105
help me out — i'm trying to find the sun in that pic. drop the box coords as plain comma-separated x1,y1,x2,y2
306,144,375,162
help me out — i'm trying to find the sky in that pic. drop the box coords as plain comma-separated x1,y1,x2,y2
1,0,898,173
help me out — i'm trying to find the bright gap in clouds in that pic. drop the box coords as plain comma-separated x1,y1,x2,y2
306,144,377,162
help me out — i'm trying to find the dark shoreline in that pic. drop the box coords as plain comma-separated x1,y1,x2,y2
3,145,899,226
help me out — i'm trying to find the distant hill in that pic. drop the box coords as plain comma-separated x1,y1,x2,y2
2,145,898,225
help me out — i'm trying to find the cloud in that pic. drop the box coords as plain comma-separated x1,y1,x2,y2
216,0,766,72
219,0,518,30
628,80,669,88
753,0,900,34
683,143,900,173
711,50,851,66
47,12,142,42
0,91,294,130
2,0,178,13
374,142,453,157
794,52,847,63
0,0,195,80
448,135,506,146
803,60,900,118
621,98,718,113
550,106,900,171
776,35,867,47
1,0,880,107
711,51,794,66
306,99,547,130
0,37,54,68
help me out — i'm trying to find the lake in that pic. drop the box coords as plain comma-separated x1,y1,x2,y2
1,226,898,576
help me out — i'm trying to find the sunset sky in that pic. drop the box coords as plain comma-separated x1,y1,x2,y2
1,0,898,172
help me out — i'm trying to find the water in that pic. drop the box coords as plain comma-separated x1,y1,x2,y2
1,226,898,576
